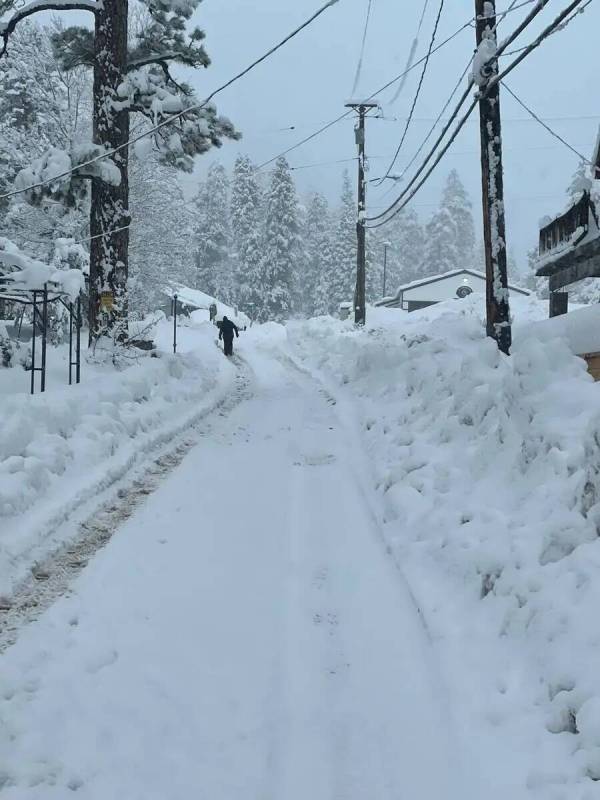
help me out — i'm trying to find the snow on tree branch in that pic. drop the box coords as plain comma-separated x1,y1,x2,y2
0,1,99,58
13,143,121,204
0,236,85,299
116,68,239,171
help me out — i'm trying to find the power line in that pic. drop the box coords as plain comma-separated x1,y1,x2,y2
500,0,593,55
366,0,590,229
367,84,475,222
256,0,545,174
383,55,474,185
390,0,430,103
256,13,476,172
501,82,593,164
378,0,556,197
374,0,446,185
351,0,375,96
0,0,342,202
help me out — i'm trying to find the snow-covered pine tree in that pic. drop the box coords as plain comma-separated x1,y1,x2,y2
128,153,194,316
303,192,333,316
194,163,232,302
525,246,549,299
329,171,357,311
241,227,265,322
230,155,263,315
1,0,239,340
567,158,593,199
260,157,300,322
423,170,475,277
443,169,476,268
395,208,425,285
0,20,91,258
423,206,458,277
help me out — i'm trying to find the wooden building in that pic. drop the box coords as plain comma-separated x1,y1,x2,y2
535,133,600,317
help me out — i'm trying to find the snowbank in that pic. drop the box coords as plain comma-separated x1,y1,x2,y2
528,303,600,355
0,320,234,596
285,297,600,798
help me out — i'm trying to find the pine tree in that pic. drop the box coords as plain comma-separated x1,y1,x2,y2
567,159,592,199
365,229,384,303
260,157,300,322
1,0,239,339
230,155,262,315
194,163,232,302
128,153,193,316
0,21,91,254
423,170,475,277
329,171,356,311
304,192,333,315
443,169,476,268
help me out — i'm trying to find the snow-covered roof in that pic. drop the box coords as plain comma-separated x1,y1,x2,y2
390,269,530,298
528,303,600,356
163,284,251,326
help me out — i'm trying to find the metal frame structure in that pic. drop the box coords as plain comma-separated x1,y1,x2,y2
0,283,83,394
172,293,178,354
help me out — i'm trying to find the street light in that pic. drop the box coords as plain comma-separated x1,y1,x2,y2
382,241,391,298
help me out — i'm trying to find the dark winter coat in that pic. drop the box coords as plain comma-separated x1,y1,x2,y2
219,318,239,342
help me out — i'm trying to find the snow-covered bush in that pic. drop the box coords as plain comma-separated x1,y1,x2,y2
0,322,14,367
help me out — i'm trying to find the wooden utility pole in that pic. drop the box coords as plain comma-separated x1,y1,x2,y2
346,101,378,325
475,0,512,355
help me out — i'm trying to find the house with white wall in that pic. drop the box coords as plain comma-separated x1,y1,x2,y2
376,268,530,313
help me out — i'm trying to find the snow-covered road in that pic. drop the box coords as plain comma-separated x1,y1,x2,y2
1,345,473,799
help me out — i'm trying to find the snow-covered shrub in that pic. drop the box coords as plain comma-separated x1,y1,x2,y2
0,323,14,367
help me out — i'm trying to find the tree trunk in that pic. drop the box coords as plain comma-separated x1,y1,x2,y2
89,0,130,341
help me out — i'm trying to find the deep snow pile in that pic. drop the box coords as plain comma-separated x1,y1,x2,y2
286,297,600,799
0,320,234,597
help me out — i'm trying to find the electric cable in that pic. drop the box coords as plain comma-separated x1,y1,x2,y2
366,0,590,228
351,0,375,96
502,82,593,164
256,13,476,172
0,0,342,201
374,0,445,185
390,0,430,103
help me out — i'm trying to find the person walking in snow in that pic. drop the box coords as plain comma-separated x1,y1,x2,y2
219,316,239,356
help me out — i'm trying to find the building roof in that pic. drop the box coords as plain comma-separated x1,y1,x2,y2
162,284,251,326
388,268,530,299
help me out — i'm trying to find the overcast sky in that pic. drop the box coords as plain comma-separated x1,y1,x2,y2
178,0,600,273
17,0,600,274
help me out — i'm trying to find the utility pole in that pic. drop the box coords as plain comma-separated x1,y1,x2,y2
475,0,512,355
346,101,378,325
382,241,391,297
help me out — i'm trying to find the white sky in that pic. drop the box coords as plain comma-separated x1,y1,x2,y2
9,0,600,272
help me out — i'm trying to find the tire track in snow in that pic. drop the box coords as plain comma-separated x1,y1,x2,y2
0,367,251,654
